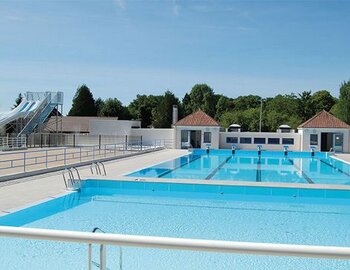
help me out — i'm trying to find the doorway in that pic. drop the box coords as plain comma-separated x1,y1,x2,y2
321,133,333,152
190,130,201,148
180,130,202,149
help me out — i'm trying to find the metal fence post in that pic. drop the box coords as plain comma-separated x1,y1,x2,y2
23,152,26,172
125,135,128,151
80,147,82,163
46,150,48,168
140,136,143,151
100,244,106,270
64,148,67,166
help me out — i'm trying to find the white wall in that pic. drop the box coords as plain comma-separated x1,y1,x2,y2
219,131,301,151
131,128,174,148
175,126,220,149
299,128,350,152
89,120,141,136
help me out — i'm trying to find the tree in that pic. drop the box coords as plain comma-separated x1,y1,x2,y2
152,91,181,128
185,84,217,117
334,81,350,124
311,90,336,113
12,93,23,109
68,85,97,116
99,98,130,119
297,91,315,121
215,95,234,120
128,95,162,127
233,95,261,111
95,98,105,116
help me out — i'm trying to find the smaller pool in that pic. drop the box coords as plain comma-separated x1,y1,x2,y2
127,149,350,185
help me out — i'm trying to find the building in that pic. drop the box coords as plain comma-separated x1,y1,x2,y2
173,110,220,149
298,110,350,152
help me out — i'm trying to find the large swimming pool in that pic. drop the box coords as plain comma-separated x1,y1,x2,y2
1,180,350,269
127,149,350,185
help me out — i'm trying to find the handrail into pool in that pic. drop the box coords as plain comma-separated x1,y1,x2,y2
1,226,350,270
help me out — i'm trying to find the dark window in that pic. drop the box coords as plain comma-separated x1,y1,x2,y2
226,137,238,144
282,138,294,145
240,137,252,144
254,138,266,144
203,132,211,143
310,134,318,145
268,138,280,144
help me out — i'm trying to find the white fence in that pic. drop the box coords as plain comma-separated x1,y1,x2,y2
0,136,27,151
0,226,350,270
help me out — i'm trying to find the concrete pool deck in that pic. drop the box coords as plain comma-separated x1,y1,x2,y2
1,149,350,215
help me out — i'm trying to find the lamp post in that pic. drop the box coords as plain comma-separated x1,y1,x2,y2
259,98,263,132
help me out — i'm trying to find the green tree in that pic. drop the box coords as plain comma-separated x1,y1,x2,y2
182,93,192,116
99,98,130,119
95,98,105,116
334,81,350,123
68,85,97,116
186,84,217,117
233,95,261,111
297,91,315,121
215,95,234,120
12,93,23,109
128,95,162,127
311,90,336,113
152,91,181,128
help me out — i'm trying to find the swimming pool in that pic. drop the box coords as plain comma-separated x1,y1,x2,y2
127,149,350,185
1,180,350,269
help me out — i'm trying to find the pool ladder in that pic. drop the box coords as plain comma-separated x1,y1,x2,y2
88,227,123,270
62,167,81,191
90,162,107,176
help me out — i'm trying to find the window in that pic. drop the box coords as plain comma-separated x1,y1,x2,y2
203,132,211,143
282,138,294,145
240,137,252,144
226,137,238,144
268,138,280,144
254,138,266,144
310,134,318,145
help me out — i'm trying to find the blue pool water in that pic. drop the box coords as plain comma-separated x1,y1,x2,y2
1,180,350,269
127,149,350,185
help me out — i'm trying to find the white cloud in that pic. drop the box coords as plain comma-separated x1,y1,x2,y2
172,0,180,16
114,0,125,9
6,15,25,22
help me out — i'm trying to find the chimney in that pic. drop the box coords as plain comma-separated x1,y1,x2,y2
172,105,178,125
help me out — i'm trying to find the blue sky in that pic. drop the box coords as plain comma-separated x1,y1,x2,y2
0,0,349,113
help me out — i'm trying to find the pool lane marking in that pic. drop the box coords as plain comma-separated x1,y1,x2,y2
319,159,350,177
205,156,233,180
157,154,202,178
287,159,314,184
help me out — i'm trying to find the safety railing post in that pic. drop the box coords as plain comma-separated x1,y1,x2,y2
93,146,95,161
80,147,82,163
104,144,106,158
100,244,106,270
23,152,26,172
46,150,48,168
88,243,92,270
140,136,143,151
64,148,67,166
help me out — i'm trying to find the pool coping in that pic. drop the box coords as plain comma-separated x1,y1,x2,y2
90,175,350,191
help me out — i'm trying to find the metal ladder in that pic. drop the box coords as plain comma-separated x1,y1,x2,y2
90,162,107,176
88,227,123,270
62,167,81,190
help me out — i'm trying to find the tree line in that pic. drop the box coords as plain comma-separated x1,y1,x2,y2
67,81,350,131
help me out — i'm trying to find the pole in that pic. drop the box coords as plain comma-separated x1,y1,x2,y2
259,98,263,133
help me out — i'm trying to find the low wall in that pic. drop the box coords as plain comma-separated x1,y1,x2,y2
219,132,301,151
130,128,174,148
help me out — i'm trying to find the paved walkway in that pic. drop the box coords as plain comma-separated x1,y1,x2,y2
0,149,187,214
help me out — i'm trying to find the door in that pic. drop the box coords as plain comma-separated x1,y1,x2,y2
190,130,201,148
333,133,343,152
321,133,333,152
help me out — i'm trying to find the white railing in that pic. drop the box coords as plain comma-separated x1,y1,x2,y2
0,140,166,176
0,226,350,270
0,136,27,151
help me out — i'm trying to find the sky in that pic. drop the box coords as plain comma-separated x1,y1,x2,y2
0,0,349,114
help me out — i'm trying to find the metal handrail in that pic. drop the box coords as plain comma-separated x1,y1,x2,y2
1,226,350,260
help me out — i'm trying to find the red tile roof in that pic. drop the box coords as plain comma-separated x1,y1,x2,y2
175,110,220,126
298,110,350,129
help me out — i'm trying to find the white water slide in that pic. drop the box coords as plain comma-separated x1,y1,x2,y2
0,91,63,135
